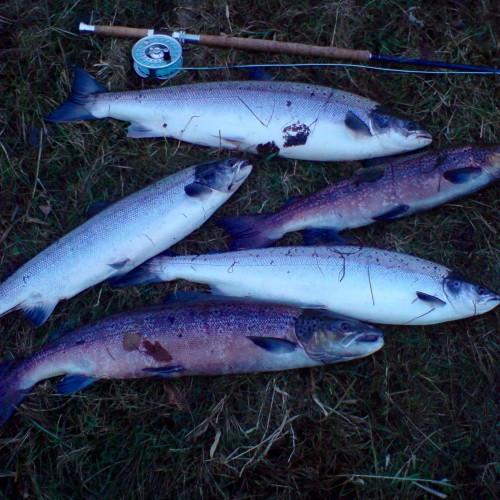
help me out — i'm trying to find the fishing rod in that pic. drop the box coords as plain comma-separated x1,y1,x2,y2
78,22,499,76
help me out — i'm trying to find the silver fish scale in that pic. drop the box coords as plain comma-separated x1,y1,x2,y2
99,81,377,124
0,162,247,324
171,246,449,279
152,246,464,325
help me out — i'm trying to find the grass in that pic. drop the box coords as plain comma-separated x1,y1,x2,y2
0,0,499,497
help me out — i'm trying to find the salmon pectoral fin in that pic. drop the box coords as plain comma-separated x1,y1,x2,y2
110,261,162,287
142,365,185,379
184,182,213,199
416,291,446,308
21,301,58,328
345,111,371,137
443,167,483,184
247,336,298,353
127,123,159,138
56,374,97,395
218,213,275,250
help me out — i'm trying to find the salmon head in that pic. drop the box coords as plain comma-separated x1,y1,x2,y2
369,106,433,154
294,312,384,363
193,158,252,194
443,273,500,317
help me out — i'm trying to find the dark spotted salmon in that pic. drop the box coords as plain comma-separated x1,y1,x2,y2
218,144,500,249
0,298,383,427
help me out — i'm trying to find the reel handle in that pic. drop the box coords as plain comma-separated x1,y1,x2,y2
79,23,153,38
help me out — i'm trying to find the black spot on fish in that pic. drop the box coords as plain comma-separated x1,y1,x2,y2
435,154,447,168
282,122,311,148
75,339,85,346
256,141,280,157
163,123,168,128
286,101,292,107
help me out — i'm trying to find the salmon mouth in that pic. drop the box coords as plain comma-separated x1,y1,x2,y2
414,132,433,143
485,294,500,305
355,333,383,343
233,160,252,183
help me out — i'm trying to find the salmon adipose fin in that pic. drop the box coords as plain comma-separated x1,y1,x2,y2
44,67,107,122
0,360,31,427
218,214,277,250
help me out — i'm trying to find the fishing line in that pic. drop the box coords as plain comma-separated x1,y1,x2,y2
78,23,500,78
179,63,497,76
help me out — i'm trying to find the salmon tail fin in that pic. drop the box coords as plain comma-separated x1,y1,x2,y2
44,67,107,122
0,359,32,428
110,257,168,287
218,214,277,250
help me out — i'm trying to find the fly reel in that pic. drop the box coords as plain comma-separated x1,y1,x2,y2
131,35,183,80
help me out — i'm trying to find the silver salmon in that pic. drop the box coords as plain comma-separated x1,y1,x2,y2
115,246,500,325
0,298,383,427
218,144,500,249
0,158,252,327
45,68,432,162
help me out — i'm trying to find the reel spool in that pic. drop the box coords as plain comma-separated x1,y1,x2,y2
131,35,183,79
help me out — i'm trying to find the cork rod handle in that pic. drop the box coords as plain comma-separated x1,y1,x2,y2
199,34,371,61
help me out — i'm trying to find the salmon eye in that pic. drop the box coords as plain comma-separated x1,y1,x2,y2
477,287,486,295
374,113,390,129
406,122,417,132
340,322,351,332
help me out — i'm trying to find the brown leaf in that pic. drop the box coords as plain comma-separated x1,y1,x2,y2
163,383,190,412
39,204,52,216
